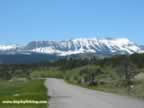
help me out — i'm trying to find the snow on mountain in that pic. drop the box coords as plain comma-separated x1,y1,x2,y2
0,45,17,50
0,38,143,56
25,38,143,56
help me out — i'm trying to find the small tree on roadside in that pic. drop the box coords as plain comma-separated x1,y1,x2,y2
120,56,138,95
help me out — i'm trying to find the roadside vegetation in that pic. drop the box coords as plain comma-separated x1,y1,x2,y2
63,54,144,98
0,65,48,108
29,53,144,98
0,53,144,108
0,79,48,108
31,53,144,98
31,67,63,78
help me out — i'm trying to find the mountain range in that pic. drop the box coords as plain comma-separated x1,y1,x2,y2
0,38,143,64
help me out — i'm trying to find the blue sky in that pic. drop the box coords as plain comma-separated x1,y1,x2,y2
0,0,144,45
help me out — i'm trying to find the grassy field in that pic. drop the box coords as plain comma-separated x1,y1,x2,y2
31,69,63,78
0,79,48,108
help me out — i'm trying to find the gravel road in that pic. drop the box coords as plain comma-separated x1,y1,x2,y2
45,78,144,108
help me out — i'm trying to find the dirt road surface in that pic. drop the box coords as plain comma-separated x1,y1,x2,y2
45,78,144,108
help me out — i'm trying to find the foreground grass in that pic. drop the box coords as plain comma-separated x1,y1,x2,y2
0,79,48,108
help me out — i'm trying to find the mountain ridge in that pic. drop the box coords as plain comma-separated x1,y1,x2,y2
25,38,143,56
0,38,143,56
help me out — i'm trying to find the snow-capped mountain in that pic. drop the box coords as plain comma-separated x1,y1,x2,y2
0,38,143,64
24,38,143,56
0,38,143,56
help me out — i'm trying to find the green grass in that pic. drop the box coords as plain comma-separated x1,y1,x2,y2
0,79,48,108
31,69,63,78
